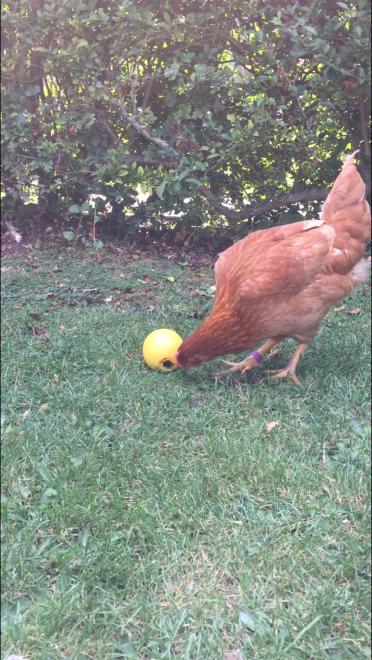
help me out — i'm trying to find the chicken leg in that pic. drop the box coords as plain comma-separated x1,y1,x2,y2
265,343,307,386
213,338,283,378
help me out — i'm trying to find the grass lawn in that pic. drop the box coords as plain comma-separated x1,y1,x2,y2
1,247,371,660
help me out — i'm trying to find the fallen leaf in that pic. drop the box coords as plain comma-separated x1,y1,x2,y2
54,279,60,284
190,395,203,407
46,292,54,298
236,627,248,642
266,420,279,432
25,324,48,336
334,305,345,311
146,305,155,312
143,274,150,282
224,651,244,660
132,254,139,260
104,296,112,303
53,374,59,382
22,409,30,421
266,348,281,360
166,276,175,282
29,312,42,321
112,301,121,306
348,307,362,315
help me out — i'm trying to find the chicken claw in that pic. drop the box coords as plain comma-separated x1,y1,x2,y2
265,343,307,386
266,367,301,386
213,338,282,379
213,354,263,378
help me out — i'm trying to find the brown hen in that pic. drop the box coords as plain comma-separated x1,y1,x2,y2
175,152,371,383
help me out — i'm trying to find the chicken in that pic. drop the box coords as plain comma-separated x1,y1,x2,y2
175,152,371,383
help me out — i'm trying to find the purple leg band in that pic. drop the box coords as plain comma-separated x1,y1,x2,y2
251,350,263,363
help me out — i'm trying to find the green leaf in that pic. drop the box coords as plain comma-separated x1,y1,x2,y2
76,39,89,49
68,204,81,213
304,25,317,35
63,231,75,241
12,484,31,500
155,181,166,199
93,240,104,249
238,607,256,631
178,170,190,181
42,487,58,500
185,178,202,186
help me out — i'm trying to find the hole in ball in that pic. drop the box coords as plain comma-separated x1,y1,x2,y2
162,360,174,369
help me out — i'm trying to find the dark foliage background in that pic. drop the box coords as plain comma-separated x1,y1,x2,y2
1,0,371,242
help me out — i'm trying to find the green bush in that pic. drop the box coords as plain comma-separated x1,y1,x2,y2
1,0,371,239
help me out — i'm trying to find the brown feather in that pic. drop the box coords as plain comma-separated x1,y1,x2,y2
175,154,371,369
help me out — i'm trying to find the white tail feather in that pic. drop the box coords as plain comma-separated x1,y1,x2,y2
351,257,371,285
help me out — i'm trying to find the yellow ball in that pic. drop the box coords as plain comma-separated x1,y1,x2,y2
142,328,183,372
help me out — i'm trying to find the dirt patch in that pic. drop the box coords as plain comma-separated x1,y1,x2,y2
1,235,29,258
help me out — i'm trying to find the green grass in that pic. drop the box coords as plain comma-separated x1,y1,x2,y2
1,249,371,660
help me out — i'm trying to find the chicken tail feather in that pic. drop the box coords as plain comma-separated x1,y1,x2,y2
322,150,366,216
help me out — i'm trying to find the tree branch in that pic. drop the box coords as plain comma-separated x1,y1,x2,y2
132,156,178,168
198,182,371,221
93,109,120,146
107,93,179,158
198,187,328,221
141,76,155,109
358,89,371,158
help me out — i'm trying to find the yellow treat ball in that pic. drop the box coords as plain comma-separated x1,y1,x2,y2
142,328,183,372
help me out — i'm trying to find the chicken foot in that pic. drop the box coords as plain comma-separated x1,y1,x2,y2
213,338,283,378
265,343,307,386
